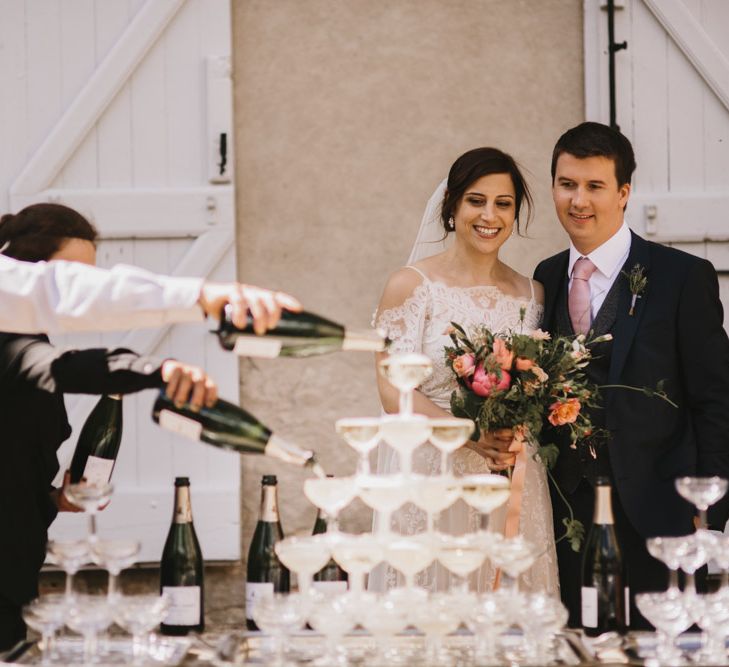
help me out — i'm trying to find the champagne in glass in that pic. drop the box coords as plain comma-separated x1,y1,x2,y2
69,395,123,485
274,535,331,596
160,477,204,635
246,475,289,630
675,476,728,530
378,414,431,475
331,534,384,594
457,474,511,530
357,475,412,537
64,482,113,543
384,535,435,590
378,353,433,415
335,417,381,476
216,304,387,358
302,476,357,532
428,417,475,474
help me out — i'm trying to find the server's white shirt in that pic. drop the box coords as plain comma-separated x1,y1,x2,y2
567,221,632,320
0,255,204,334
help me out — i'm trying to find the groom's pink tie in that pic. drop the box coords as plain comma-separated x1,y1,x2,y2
569,257,597,335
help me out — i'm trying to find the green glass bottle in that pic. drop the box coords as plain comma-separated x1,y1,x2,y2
160,477,204,636
581,478,628,636
246,475,289,631
151,391,323,474
311,508,348,595
216,305,387,358
69,394,123,485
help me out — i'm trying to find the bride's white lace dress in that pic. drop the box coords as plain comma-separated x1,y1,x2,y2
371,267,559,594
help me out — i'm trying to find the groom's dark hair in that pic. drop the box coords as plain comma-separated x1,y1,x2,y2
551,122,636,187
442,147,533,236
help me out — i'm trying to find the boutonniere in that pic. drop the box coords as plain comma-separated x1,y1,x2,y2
622,263,647,316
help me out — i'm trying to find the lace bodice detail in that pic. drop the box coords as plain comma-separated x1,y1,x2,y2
371,269,558,595
376,278,543,412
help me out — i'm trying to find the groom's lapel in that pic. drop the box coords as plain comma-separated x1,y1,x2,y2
541,251,569,331
608,231,652,386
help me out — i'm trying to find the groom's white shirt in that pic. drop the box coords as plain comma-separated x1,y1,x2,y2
567,220,631,321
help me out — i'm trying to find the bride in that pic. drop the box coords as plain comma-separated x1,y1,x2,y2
371,147,558,594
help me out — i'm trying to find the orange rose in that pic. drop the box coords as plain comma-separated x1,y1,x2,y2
548,398,581,426
492,338,514,371
515,357,534,371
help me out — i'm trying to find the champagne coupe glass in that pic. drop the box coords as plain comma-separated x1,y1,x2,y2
378,414,432,476
65,594,114,665
303,477,358,533
331,534,384,595
275,535,332,596
409,476,461,533
675,477,728,530
251,593,309,667
636,592,692,665
411,592,462,666
377,353,433,416
91,539,140,600
113,594,170,665
488,536,541,596
307,593,356,666
435,533,487,593
463,592,511,666
457,474,511,531
684,591,729,665
676,532,711,596
335,417,381,477
519,593,569,665
428,417,475,474
647,536,685,597
64,482,114,543
358,593,410,665
384,535,435,591
46,539,90,603
21,595,67,666
357,474,412,537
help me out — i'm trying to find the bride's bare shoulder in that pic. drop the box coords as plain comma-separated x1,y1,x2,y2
378,266,427,311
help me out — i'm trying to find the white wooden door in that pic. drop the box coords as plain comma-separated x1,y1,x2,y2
584,0,729,327
0,0,240,562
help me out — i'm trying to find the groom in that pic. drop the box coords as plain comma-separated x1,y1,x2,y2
533,122,729,628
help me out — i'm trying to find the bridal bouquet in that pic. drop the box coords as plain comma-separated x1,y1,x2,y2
444,310,673,550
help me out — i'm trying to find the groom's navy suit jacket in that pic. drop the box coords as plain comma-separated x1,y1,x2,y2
534,232,729,538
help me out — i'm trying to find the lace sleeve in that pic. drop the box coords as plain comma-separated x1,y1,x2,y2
374,284,429,355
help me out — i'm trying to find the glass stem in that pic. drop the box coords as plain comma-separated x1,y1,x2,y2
441,451,448,475
40,632,52,667
357,455,370,477
83,632,97,665
65,572,75,601
684,572,697,596
88,513,98,542
479,512,490,532
107,572,118,600
668,568,680,594
698,509,708,530
399,391,413,416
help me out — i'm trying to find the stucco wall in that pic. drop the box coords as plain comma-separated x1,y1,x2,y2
232,0,583,590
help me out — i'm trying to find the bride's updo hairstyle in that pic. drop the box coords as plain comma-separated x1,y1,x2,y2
441,147,534,236
0,203,98,263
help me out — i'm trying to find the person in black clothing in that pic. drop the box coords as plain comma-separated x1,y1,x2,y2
0,204,219,651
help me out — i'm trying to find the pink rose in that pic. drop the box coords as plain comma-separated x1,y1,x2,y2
470,364,511,397
492,338,514,371
453,353,476,378
515,357,534,371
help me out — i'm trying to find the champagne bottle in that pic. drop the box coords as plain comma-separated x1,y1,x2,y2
581,477,628,636
246,475,289,631
151,391,323,474
69,394,123,485
160,477,204,635
311,508,348,595
216,304,388,358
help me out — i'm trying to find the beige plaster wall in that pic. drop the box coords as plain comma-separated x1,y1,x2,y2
232,0,584,595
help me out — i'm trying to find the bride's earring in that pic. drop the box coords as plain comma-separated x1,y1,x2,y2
448,216,455,231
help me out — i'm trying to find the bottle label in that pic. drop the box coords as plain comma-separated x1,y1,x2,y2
233,336,282,358
159,410,203,440
625,586,630,626
311,580,348,595
245,581,274,621
581,586,598,628
162,586,201,625
82,456,114,486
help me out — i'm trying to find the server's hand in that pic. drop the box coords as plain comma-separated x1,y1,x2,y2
198,282,301,335
51,471,84,513
161,360,218,410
